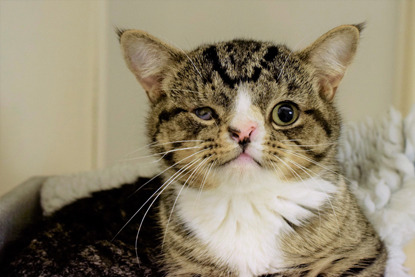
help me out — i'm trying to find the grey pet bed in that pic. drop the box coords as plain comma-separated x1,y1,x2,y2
0,177,46,261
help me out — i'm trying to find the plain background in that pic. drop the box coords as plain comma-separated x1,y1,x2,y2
1,0,414,272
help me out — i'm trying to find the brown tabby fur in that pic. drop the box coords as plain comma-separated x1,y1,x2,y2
119,24,387,276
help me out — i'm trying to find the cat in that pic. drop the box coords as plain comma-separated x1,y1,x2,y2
119,23,387,276
2,24,386,276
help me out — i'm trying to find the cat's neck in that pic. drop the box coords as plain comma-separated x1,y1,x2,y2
172,171,338,276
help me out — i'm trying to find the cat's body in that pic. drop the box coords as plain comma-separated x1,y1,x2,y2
3,24,387,276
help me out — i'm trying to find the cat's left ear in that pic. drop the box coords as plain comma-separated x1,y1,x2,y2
298,24,364,101
118,29,181,103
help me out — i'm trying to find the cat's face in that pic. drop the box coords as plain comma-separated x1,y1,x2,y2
119,25,361,188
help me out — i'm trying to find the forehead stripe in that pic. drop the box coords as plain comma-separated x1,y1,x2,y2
202,45,264,87
203,46,237,88
261,46,280,66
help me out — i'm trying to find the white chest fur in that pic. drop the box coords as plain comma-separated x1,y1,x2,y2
176,171,337,277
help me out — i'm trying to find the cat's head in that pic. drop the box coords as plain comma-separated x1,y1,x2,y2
119,24,362,188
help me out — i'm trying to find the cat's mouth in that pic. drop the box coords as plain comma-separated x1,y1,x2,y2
222,150,262,167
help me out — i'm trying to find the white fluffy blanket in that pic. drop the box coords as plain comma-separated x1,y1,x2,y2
41,107,415,276
338,107,415,276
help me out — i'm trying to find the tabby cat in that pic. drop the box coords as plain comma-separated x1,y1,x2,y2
119,23,387,276
3,24,387,276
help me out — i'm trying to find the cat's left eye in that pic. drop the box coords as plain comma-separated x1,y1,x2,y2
272,102,299,126
194,107,215,121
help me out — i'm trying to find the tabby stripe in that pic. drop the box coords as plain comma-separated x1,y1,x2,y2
260,46,283,83
280,125,305,137
169,241,218,269
163,152,174,166
172,142,183,148
291,140,331,163
298,269,310,277
153,108,187,141
304,109,332,137
331,257,345,264
203,46,238,88
263,46,280,63
339,257,377,277
298,203,319,215
282,216,296,229
158,108,187,124
203,46,264,87
249,66,262,82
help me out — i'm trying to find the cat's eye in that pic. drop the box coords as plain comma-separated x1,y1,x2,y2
194,107,215,121
272,102,299,126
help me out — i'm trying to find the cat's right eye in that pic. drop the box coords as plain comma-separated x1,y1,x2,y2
194,107,215,121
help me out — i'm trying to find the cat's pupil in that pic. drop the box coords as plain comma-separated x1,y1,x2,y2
278,105,294,123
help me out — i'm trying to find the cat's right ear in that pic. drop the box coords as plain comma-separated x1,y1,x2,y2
118,29,180,103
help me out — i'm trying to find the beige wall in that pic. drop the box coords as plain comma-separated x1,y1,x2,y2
397,0,415,115
0,1,98,195
1,0,414,273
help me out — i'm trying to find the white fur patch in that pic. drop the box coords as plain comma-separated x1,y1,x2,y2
176,170,337,276
229,87,266,163
233,87,252,117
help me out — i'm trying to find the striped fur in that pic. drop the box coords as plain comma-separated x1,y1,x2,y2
120,24,386,276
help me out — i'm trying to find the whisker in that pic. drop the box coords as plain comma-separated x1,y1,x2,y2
266,159,289,183
120,141,159,159
279,140,337,147
162,157,210,248
112,149,210,240
153,146,203,163
113,160,192,242
157,35,204,80
128,148,211,197
147,139,204,148
119,146,202,163
171,42,204,79
284,157,339,230
277,51,292,81
196,160,216,203
134,158,200,262
170,88,201,94
271,154,304,182
279,35,311,83
272,157,324,230
122,140,204,159
189,157,210,189
278,148,350,182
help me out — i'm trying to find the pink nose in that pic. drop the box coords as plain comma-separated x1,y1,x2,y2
229,124,256,142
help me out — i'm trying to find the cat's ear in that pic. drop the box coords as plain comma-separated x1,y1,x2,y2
299,24,364,101
118,29,180,103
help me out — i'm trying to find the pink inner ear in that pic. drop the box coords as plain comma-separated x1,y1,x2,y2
138,75,163,103
318,73,343,101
